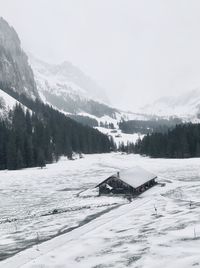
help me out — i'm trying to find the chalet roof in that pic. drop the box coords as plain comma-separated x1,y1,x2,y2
96,166,157,189
118,166,157,188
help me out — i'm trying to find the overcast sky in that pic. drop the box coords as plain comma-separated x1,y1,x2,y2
1,0,200,111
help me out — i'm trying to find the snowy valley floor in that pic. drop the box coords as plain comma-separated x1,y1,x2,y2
1,153,200,267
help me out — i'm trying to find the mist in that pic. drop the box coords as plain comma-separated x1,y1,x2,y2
1,0,200,111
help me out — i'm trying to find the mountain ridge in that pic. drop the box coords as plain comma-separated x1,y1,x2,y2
141,87,200,120
29,55,109,104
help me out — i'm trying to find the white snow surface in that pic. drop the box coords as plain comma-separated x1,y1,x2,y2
118,166,157,188
1,153,200,267
0,89,30,118
0,89,19,116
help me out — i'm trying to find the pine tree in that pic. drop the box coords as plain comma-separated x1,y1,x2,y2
37,149,46,168
16,149,24,169
7,132,17,170
0,90,114,170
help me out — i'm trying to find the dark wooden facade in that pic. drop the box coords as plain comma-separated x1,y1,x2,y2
96,174,157,196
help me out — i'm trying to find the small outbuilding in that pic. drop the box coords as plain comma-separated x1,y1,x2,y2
96,166,157,196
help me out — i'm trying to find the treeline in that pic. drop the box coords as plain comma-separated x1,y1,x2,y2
99,121,115,129
119,118,182,134
43,90,117,118
68,114,98,127
119,142,135,154
134,123,200,158
0,89,115,170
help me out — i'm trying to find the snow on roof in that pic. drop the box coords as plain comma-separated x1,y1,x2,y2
94,166,156,189
118,166,157,188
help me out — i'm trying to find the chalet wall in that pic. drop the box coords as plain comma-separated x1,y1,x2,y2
98,177,157,196
99,176,135,195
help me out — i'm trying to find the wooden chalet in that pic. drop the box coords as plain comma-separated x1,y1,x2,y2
96,166,157,196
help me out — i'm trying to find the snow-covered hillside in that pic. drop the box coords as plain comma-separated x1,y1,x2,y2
0,89,31,121
77,112,147,145
29,55,157,120
28,55,153,145
95,127,143,146
0,89,23,117
142,88,200,120
29,55,111,108
30,53,200,124
27,53,200,123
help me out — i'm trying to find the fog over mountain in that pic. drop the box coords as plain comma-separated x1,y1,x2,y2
1,14,200,123
2,0,200,110
29,55,109,104
0,18,146,124
141,88,200,119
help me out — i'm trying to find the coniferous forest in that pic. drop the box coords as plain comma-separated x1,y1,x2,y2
0,88,115,170
2,84,200,171
134,123,200,158
119,118,182,134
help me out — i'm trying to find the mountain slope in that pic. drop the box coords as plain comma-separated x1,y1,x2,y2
0,88,19,111
0,88,29,119
28,56,116,117
0,17,38,99
0,17,170,148
142,88,200,120
29,56,156,123
29,55,109,103
0,17,145,150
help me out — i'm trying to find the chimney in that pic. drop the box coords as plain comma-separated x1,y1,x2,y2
117,171,120,178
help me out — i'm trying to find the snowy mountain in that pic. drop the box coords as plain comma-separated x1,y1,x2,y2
0,17,149,149
28,56,116,117
0,17,183,148
0,18,38,99
142,88,200,120
29,55,109,104
29,56,156,127
28,56,166,145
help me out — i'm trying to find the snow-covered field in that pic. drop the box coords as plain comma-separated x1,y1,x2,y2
1,153,200,267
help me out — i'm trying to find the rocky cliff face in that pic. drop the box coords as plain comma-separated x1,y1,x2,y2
0,17,38,99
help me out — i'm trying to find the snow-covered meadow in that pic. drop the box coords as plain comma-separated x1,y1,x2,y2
1,153,200,267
